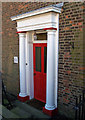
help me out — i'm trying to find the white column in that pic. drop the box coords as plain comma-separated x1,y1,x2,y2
18,33,27,97
55,14,59,107
45,29,57,110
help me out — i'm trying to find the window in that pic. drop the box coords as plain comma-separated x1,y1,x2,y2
35,47,41,72
36,33,47,40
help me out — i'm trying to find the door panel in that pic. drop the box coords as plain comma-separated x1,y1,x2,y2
33,43,47,103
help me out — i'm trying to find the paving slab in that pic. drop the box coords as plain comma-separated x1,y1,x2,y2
11,107,32,118
1,105,19,118
14,100,50,119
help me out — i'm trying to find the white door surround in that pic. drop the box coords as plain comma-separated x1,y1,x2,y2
11,3,63,116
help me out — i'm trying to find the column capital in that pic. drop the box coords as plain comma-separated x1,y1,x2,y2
17,31,26,37
16,31,27,33
43,27,57,31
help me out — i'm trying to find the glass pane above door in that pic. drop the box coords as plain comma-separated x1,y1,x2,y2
36,33,47,40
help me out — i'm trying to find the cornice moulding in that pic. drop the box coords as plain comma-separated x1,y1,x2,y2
11,6,62,21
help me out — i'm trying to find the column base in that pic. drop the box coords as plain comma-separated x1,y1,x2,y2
43,107,58,117
17,94,29,102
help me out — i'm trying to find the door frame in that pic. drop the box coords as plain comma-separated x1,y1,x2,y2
25,31,48,101
25,26,59,108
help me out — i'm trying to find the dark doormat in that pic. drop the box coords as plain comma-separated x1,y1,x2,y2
26,98,45,111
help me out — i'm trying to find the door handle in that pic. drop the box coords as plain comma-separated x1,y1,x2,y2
34,73,36,75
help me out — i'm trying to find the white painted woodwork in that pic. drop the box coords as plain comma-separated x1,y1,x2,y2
18,33,27,97
11,5,62,32
33,40,47,43
54,14,59,107
26,32,34,99
11,5,61,21
45,30,56,110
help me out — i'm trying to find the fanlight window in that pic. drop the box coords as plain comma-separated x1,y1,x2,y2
34,31,47,41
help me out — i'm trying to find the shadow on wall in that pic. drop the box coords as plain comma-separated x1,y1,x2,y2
1,67,19,96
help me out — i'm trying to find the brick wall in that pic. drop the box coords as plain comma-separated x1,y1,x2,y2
2,2,85,118
58,2,85,118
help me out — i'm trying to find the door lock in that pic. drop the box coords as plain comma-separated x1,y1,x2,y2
34,73,36,75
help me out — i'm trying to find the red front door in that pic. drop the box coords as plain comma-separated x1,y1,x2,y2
33,43,47,103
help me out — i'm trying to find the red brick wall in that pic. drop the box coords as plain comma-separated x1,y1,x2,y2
2,2,85,118
58,2,85,117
